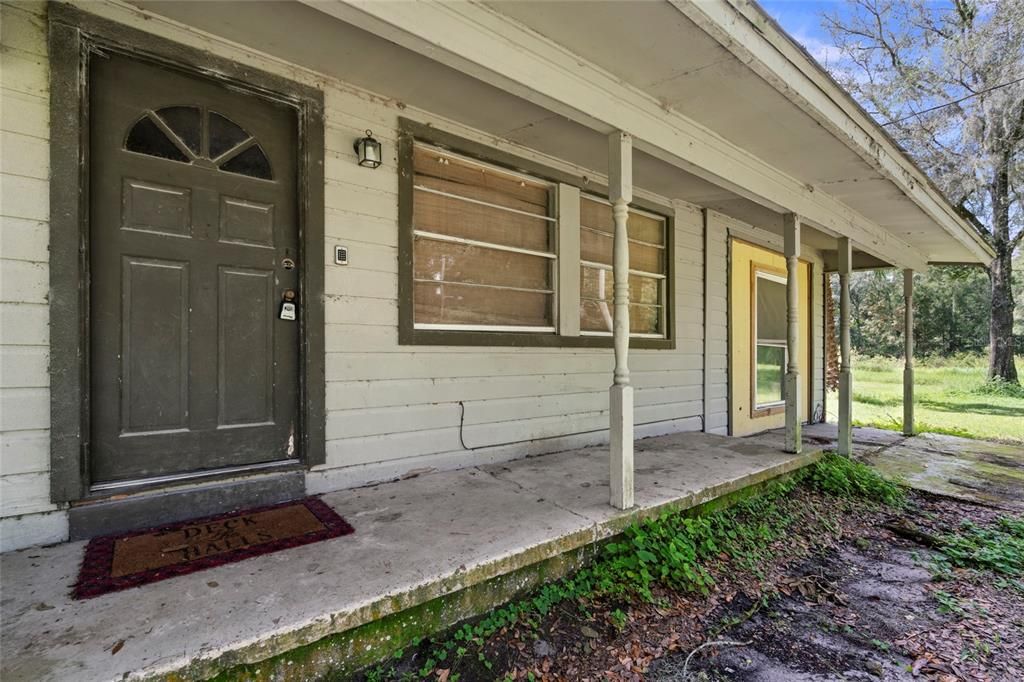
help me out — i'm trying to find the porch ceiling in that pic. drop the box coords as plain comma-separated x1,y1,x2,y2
485,0,993,266
129,0,991,267
132,2,787,230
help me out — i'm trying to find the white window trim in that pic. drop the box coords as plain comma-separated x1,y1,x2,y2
753,270,789,409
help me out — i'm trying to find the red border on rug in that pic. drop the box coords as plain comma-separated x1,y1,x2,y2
73,497,354,600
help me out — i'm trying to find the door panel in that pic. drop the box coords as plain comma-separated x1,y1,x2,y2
218,267,275,426
122,179,193,237
220,197,275,247
90,53,300,484
121,257,190,433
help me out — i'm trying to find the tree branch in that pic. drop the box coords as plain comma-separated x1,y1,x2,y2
955,202,991,239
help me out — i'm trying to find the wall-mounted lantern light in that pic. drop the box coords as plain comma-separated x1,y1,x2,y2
353,130,382,168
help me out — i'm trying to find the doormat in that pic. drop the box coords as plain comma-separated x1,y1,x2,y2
73,497,353,599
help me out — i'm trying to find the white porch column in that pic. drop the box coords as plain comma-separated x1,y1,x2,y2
784,214,802,454
609,131,634,510
903,269,915,436
837,238,853,455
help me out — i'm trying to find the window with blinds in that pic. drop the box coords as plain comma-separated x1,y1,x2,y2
411,144,557,331
754,271,787,408
579,195,667,337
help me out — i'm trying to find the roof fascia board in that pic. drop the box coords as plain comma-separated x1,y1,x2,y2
305,0,928,271
669,0,994,263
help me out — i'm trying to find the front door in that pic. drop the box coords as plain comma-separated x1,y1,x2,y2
89,54,301,485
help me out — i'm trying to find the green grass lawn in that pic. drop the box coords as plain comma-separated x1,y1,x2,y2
825,355,1024,444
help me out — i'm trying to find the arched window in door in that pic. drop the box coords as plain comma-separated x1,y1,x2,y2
124,106,273,180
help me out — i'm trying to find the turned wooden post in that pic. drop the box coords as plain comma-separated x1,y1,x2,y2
784,214,802,454
903,269,915,436
609,131,634,510
837,238,853,455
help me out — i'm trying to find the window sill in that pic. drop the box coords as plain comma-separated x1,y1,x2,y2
751,404,786,418
401,328,675,350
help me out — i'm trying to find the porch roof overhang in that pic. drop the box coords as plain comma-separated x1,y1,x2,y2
133,0,995,269
299,0,993,271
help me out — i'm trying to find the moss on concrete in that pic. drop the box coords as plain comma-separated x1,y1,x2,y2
205,545,594,682
867,434,1024,511
206,453,822,682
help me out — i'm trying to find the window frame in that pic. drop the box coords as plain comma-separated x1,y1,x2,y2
411,142,559,333
398,118,674,349
750,267,789,416
578,193,669,339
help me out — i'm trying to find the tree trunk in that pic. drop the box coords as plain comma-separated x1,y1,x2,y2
988,251,1018,383
987,154,1019,384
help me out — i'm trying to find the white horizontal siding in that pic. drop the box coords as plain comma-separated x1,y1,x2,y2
0,0,60,531
703,211,730,434
315,77,708,495
0,217,48,262
0,429,49,475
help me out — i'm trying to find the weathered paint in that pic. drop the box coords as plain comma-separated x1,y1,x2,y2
903,269,915,436
0,0,849,554
837,237,853,455
206,459,821,682
783,214,802,454
728,240,812,436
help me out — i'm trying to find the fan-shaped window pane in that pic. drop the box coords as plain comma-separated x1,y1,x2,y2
156,106,200,155
220,144,272,180
209,112,250,158
125,116,189,162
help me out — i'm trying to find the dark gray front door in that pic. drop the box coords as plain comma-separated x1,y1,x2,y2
89,54,300,484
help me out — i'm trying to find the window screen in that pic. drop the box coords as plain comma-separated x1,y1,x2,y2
754,272,787,407
579,196,666,337
411,145,556,330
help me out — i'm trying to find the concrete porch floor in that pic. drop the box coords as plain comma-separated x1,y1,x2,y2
0,431,825,682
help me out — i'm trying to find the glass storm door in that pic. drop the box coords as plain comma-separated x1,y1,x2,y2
88,53,300,485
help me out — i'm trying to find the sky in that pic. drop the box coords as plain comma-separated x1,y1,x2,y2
756,0,849,69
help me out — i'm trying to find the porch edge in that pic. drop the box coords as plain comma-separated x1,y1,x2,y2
164,448,824,681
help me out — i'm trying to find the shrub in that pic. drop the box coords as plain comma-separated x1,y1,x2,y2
970,377,1024,399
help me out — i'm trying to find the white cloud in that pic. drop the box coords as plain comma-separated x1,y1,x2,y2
790,30,846,67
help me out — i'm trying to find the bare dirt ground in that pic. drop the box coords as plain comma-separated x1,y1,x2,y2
364,486,1023,681
651,491,1023,681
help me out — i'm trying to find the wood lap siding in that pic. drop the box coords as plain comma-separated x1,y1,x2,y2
0,1,59,528
319,115,708,473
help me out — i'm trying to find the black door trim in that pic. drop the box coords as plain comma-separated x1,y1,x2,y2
48,4,326,503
